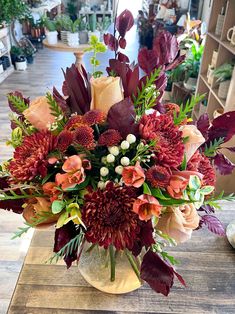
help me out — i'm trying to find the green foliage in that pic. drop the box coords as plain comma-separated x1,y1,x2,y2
6,127,23,148
0,0,29,24
213,63,234,82
7,94,28,113
133,68,161,118
0,183,43,201
205,192,235,210
173,94,205,125
204,138,225,157
167,63,185,84
52,200,65,214
183,42,204,80
64,18,80,33
10,46,24,57
46,93,67,133
8,113,36,138
46,232,84,264
44,18,57,32
85,35,107,78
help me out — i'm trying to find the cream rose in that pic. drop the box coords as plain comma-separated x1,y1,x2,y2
90,76,124,114
180,125,205,162
157,204,200,244
23,96,55,131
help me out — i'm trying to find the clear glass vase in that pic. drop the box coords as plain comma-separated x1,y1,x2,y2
78,242,142,294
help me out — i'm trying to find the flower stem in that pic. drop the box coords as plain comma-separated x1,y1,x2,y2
109,245,116,282
125,249,140,280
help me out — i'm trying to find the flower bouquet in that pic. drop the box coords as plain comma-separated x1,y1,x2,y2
1,10,235,296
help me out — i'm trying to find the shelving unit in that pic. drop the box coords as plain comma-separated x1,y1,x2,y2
194,0,235,193
0,27,14,84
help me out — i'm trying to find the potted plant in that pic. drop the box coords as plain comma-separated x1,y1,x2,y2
183,42,204,91
213,62,234,100
79,18,88,44
23,46,35,64
65,19,80,47
10,46,23,66
55,15,72,44
44,18,58,45
15,55,27,71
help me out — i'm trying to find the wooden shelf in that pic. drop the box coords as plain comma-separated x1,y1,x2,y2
0,49,8,58
211,88,226,108
0,66,14,84
0,26,14,84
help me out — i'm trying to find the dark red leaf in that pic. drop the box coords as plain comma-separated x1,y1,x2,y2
165,54,185,71
8,91,30,115
208,111,235,143
53,87,71,116
198,205,215,214
199,215,225,236
117,52,129,63
225,147,235,152
138,48,160,74
0,177,24,214
140,250,185,296
107,98,139,138
119,37,126,49
131,220,155,256
197,113,210,140
103,33,119,51
116,9,134,38
214,153,235,175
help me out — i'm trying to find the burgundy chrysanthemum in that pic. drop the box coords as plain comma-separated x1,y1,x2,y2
146,165,172,188
73,125,95,150
139,113,184,168
98,129,122,146
82,182,139,250
57,130,74,152
83,110,106,126
9,132,57,182
187,151,216,186
65,115,84,131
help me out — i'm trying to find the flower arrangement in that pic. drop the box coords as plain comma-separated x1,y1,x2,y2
1,9,235,296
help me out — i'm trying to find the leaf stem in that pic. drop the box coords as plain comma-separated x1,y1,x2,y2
125,249,140,280
109,244,116,282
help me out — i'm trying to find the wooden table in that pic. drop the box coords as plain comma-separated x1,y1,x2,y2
43,39,90,71
8,203,235,314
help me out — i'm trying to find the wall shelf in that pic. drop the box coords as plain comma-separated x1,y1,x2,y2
0,27,14,84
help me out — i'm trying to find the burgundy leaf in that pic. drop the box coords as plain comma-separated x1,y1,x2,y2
107,98,139,138
53,87,71,116
116,9,134,38
8,91,30,115
165,54,185,71
214,153,235,175
117,51,129,63
199,215,225,236
198,205,215,214
153,31,179,66
208,111,235,143
140,250,185,296
119,37,126,49
138,48,160,74
131,220,155,257
197,113,210,140
54,221,79,268
0,177,24,214
103,33,119,51
63,64,91,114
225,147,235,152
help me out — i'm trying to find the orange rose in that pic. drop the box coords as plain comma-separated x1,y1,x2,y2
55,155,85,190
157,204,200,243
133,194,162,221
180,125,205,162
43,182,60,202
167,174,189,199
23,197,58,225
23,96,55,131
122,162,145,188
90,76,124,114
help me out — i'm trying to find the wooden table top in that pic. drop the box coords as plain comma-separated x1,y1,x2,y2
43,39,90,53
8,203,235,314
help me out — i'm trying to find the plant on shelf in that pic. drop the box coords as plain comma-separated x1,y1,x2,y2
63,18,80,47
44,17,58,45
10,46,24,66
213,62,234,100
23,46,35,64
0,0,29,25
78,17,89,44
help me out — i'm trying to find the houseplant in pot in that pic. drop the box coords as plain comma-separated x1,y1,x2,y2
23,45,35,64
65,18,80,47
10,46,23,66
79,18,88,44
44,18,58,45
55,14,71,44
15,54,27,71
213,62,234,100
2,10,235,297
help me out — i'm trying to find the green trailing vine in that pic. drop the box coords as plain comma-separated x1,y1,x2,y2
46,232,84,264
7,94,29,113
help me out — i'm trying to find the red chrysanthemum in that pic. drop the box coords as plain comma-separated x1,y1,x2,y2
165,103,180,116
65,115,84,131
83,110,106,126
82,182,139,250
146,165,172,188
57,130,74,152
187,151,216,186
98,129,122,146
9,132,57,182
73,124,95,150
139,113,184,168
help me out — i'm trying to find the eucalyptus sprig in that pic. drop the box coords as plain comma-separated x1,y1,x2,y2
85,35,107,78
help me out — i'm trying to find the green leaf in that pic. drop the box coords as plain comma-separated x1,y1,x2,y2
150,187,171,200
143,182,152,195
158,198,192,206
204,138,225,157
200,186,215,195
52,200,65,214
161,251,180,266
180,153,187,171
56,211,69,228
90,35,99,45
189,175,201,191
7,94,29,113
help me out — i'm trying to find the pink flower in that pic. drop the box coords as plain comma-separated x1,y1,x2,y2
133,194,162,221
55,155,85,190
157,204,200,243
42,182,60,202
167,174,189,199
122,162,145,188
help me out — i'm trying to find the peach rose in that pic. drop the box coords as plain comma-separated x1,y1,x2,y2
180,125,205,162
23,197,58,225
43,182,60,202
55,155,85,190
23,96,55,131
90,76,124,114
157,204,200,243
122,162,145,188
133,194,162,221
167,174,189,199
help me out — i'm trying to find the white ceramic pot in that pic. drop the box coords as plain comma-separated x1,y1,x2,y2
61,30,68,44
15,60,27,71
0,63,4,74
46,31,58,45
184,77,198,91
218,80,231,100
67,32,79,47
